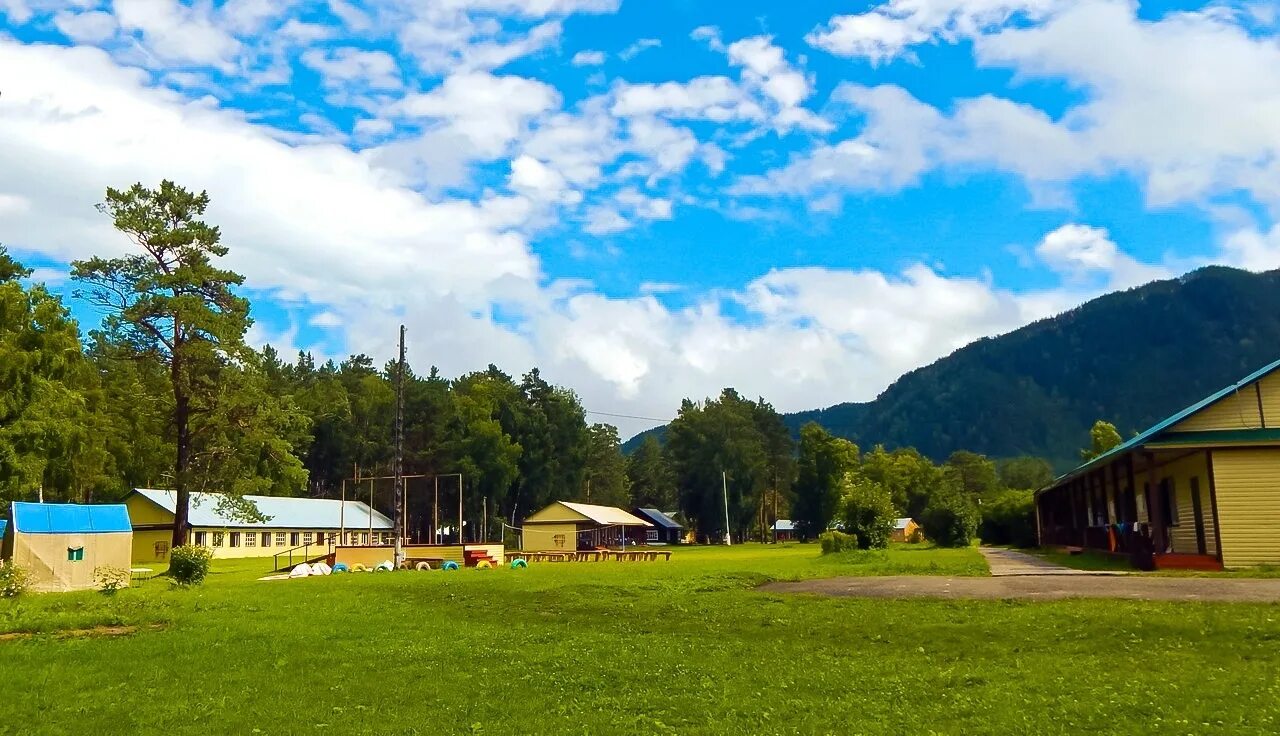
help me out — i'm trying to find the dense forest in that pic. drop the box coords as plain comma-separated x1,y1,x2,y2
629,266,1280,470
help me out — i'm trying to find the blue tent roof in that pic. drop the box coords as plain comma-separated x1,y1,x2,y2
0,519,6,538
11,502,132,534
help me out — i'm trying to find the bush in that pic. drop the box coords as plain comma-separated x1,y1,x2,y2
819,530,859,555
168,544,213,586
922,493,979,548
839,476,896,550
94,565,130,595
0,561,30,598
979,490,1038,547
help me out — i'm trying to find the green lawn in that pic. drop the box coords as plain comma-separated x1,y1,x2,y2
1028,547,1280,578
2,544,1279,734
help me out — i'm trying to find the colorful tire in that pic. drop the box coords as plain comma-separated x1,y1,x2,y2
415,561,432,571
441,561,460,571
352,563,368,573
510,559,528,569
476,560,493,569
332,563,348,573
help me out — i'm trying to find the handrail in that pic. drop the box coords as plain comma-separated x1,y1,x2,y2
272,538,336,571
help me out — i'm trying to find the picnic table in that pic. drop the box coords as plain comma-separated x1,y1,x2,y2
130,567,155,583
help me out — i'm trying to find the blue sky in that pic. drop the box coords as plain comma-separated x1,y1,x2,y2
2,0,1279,438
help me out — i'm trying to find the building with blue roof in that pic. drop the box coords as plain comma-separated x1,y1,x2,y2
1036,358,1280,570
125,489,394,563
3,502,133,592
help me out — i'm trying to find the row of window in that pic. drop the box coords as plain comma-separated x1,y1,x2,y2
189,530,395,548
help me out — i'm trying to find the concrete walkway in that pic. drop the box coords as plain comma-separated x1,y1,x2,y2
978,546,1102,576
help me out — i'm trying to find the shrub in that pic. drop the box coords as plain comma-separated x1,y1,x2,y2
819,530,859,555
979,490,1038,547
168,544,213,586
94,565,131,595
922,493,980,548
0,561,30,598
838,475,896,550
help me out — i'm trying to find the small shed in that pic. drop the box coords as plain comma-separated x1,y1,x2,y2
892,517,922,543
521,501,652,551
632,508,683,544
5,502,133,592
772,519,796,542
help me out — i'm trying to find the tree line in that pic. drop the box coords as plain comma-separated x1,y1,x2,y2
2,181,1118,549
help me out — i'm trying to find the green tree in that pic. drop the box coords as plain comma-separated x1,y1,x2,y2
1081,420,1123,461
792,423,859,540
943,450,1001,500
626,435,676,509
582,423,630,507
72,181,254,547
860,445,943,518
838,473,895,549
997,456,1056,490
0,247,100,501
922,491,979,548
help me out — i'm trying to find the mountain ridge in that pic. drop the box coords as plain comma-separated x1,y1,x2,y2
625,265,1280,470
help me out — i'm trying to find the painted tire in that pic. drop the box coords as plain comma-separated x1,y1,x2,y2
441,561,460,571
415,561,432,571
476,560,493,569
332,563,348,573
352,563,368,573
510,559,528,569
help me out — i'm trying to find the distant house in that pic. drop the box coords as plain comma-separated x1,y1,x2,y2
892,517,922,543
521,501,652,551
772,519,795,541
125,489,393,562
1036,358,1280,570
632,507,683,544
2,502,132,593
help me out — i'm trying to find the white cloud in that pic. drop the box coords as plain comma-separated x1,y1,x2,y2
53,10,117,43
619,37,661,60
571,49,605,66
113,0,242,70
807,0,1061,65
301,47,403,90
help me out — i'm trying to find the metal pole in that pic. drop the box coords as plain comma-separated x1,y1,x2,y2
722,470,732,546
483,496,488,544
458,476,464,546
393,325,406,568
433,475,439,545
340,479,346,545
368,477,374,545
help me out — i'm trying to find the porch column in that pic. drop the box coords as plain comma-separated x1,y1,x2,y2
1146,450,1167,553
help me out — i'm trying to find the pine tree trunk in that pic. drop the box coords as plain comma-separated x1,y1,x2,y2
170,351,190,550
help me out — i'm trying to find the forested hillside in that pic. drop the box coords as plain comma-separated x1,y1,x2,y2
625,266,1280,470
781,266,1280,469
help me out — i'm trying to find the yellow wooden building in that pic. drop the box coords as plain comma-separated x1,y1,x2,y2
126,489,393,563
891,517,922,543
520,501,652,551
1035,358,1280,569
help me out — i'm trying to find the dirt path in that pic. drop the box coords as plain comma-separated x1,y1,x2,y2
761,574,1280,602
978,546,1102,576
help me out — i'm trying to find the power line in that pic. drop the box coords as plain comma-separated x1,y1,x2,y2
584,409,671,423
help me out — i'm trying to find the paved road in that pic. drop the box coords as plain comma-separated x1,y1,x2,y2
758,548,1280,602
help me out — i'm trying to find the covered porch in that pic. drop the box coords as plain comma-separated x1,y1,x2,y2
1035,447,1223,570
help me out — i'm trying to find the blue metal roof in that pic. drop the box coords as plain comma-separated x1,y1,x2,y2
634,507,682,529
11,502,132,534
132,489,393,529
1044,357,1280,492
0,519,6,538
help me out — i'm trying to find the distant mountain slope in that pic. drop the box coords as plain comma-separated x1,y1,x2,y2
626,266,1280,470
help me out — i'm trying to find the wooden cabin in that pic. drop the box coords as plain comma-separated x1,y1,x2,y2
892,517,922,543
1035,358,1280,570
521,501,652,551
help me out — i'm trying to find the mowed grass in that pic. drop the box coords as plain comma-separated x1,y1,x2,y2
1,544,1278,735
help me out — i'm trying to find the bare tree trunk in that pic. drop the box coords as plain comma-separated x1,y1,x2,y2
171,356,190,550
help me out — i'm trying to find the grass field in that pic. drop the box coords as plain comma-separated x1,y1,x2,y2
2,544,1279,735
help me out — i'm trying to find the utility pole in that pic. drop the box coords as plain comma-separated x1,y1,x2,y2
722,470,732,546
393,325,406,568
